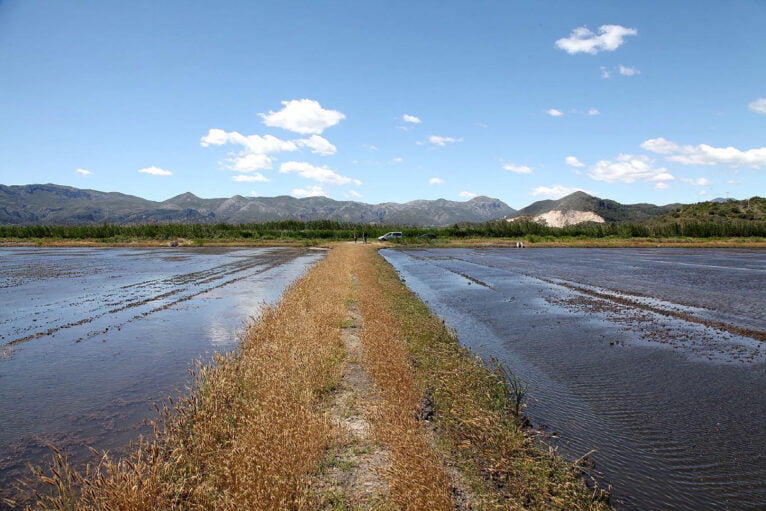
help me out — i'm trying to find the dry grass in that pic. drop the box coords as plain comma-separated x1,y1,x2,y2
11,247,351,510
349,245,455,510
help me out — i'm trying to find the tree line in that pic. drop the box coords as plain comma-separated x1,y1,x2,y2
1,218,766,240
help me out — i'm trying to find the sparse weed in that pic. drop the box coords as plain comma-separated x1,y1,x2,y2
491,356,529,416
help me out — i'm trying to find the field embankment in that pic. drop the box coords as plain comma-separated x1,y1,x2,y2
8,244,609,510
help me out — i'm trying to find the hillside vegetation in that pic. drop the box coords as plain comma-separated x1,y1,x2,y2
511,191,680,223
659,197,766,223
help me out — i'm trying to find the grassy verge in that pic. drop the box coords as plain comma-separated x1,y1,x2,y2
363,246,611,509
352,245,455,509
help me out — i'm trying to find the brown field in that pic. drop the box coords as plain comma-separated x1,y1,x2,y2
8,244,610,510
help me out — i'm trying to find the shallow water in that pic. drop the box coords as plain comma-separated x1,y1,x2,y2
382,247,766,511
0,246,324,492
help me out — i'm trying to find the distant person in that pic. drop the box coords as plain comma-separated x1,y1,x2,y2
354,232,358,244
362,232,367,244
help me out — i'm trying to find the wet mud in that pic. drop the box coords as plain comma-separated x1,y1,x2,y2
382,247,766,511
0,247,324,494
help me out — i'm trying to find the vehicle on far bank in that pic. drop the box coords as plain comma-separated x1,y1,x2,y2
378,232,403,241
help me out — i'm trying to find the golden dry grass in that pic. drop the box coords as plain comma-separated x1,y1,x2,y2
349,245,455,510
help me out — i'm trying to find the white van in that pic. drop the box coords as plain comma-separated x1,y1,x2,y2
378,232,403,241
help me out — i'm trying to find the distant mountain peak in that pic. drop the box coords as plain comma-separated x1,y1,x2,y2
511,191,680,224
163,192,201,204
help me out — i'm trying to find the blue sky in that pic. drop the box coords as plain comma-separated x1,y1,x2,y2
1,0,764,208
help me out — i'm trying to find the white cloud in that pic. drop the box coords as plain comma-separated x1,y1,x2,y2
588,154,672,183
619,65,640,76
138,166,172,176
279,161,361,186
292,185,328,198
250,190,260,197
654,182,670,190
392,157,403,163
363,144,379,152
201,129,336,158
699,190,708,196
640,137,679,155
749,98,766,115
587,108,600,116
295,135,337,156
727,179,742,184
546,108,564,117
503,164,533,174
555,24,638,55
201,127,337,174
530,185,588,199
600,66,611,79
259,99,345,134
224,153,273,172
428,135,463,146
75,168,92,176
565,156,585,168
678,177,711,186
347,190,363,198
641,137,766,168
232,173,270,182
200,129,297,153
402,114,422,124
459,191,478,199
653,172,676,182
475,122,489,128
429,177,445,185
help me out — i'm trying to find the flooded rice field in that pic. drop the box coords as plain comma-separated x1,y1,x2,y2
383,247,766,511
0,246,324,492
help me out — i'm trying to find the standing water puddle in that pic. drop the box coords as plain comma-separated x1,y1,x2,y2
383,247,766,511
0,246,324,495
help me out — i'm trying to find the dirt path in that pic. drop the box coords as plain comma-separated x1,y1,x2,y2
314,280,392,509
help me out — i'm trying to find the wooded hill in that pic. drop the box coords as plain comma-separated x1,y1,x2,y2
658,197,766,223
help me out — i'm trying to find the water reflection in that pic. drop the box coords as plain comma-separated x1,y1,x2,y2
0,247,324,491
383,247,766,511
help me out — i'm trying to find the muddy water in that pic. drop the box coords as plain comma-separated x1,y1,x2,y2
382,247,766,511
0,246,324,493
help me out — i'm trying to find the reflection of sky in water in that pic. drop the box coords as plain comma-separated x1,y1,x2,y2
207,320,238,347
0,247,325,490
383,248,766,511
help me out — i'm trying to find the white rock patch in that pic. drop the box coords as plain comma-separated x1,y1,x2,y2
507,210,605,227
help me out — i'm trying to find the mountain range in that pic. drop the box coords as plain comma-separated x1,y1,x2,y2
0,183,727,227
0,184,515,227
